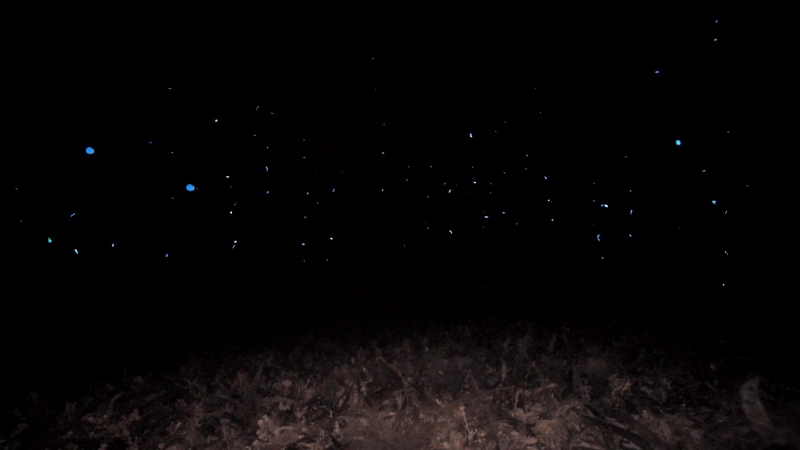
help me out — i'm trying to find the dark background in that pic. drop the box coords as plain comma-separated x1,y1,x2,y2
5,11,793,398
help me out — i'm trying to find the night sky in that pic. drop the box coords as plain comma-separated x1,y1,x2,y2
7,13,793,367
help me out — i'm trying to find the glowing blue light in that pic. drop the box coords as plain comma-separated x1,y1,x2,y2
712,200,717,205
85,147,95,154
48,237,52,243
186,184,195,192
655,71,659,74
675,140,681,145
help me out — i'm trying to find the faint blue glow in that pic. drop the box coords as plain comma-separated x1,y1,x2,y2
675,140,681,145
165,254,168,257
74,249,78,254
655,70,659,74
215,119,218,122
266,166,269,171
469,133,473,138
601,204,608,208
597,234,601,242
48,237,52,243
449,230,453,234
186,184,195,192
712,200,717,205
85,147,95,154
302,243,305,246
332,187,336,193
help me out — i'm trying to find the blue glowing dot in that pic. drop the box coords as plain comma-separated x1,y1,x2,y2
675,140,681,146
86,147,95,155
186,184,196,192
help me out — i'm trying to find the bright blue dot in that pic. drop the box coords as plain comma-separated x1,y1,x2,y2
48,237,52,243
655,70,659,74
675,140,681,146
86,147,95,155
186,184,196,192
